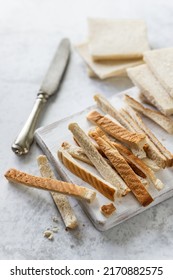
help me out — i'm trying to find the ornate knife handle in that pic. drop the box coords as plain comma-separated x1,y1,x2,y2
11,92,48,155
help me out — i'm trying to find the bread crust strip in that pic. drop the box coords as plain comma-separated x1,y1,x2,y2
95,137,154,207
5,168,96,203
58,148,116,201
94,94,146,158
120,108,167,168
89,127,164,191
37,155,78,229
124,94,173,134
87,110,146,149
68,123,129,196
125,106,173,167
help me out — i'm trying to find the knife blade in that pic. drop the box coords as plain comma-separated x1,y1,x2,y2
11,38,70,155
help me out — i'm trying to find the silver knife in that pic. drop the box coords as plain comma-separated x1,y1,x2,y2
12,38,70,155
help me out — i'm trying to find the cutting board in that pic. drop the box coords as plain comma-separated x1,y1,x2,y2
34,87,173,231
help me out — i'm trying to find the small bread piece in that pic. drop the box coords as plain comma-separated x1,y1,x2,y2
37,155,78,229
88,18,150,61
127,64,173,115
87,110,146,149
62,142,92,166
142,158,161,172
120,108,167,168
76,43,142,79
100,203,116,217
125,106,173,167
124,95,173,134
89,127,163,190
144,48,173,98
58,148,116,201
68,123,129,196
95,137,153,206
5,168,96,203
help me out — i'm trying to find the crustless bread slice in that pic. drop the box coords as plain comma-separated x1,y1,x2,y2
127,64,173,115
144,48,173,98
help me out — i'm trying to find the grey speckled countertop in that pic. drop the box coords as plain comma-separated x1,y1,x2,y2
1,0,173,260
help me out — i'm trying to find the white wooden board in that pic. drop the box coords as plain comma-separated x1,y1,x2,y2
34,87,173,231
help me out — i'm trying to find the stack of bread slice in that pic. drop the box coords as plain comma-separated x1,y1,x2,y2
75,18,150,79
58,93,173,216
127,48,173,116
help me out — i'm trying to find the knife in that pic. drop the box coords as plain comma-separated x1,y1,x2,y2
12,38,70,155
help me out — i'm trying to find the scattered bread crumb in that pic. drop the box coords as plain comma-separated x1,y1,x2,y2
52,226,59,233
43,230,54,240
100,203,116,217
52,216,59,223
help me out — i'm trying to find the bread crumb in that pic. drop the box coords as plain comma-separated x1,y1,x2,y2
100,203,116,217
52,226,59,233
52,216,59,223
43,230,54,240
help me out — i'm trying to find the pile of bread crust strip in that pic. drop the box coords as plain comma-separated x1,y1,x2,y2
58,93,173,216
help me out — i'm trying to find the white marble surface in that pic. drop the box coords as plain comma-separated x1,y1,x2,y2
1,0,173,260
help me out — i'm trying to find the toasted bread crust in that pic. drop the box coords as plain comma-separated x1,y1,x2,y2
100,203,116,217
121,108,167,168
5,168,96,203
62,142,93,165
89,127,163,191
95,137,153,207
125,106,173,167
87,110,146,148
37,155,78,229
124,95,173,134
68,123,129,196
58,148,116,201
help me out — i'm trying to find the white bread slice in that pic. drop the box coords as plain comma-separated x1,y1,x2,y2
76,43,142,79
125,106,173,167
58,148,116,201
120,108,167,168
88,18,150,61
5,168,96,203
127,64,173,115
89,127,163,190
87,66,98,78
37,155,78,229
144,48,173,98
87,110,146,149
124,95,173,134
68,123,129,196
95,137,153,207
